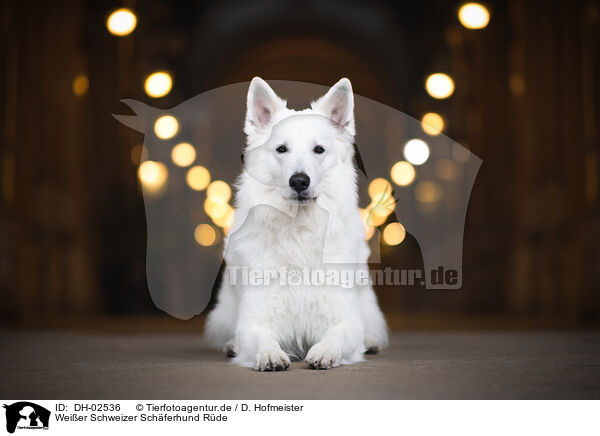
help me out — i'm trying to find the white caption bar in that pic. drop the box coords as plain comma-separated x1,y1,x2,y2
1,400,598,435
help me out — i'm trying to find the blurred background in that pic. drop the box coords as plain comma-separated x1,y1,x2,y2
1,0,599,330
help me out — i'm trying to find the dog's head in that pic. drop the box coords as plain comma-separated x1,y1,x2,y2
243,77,356,205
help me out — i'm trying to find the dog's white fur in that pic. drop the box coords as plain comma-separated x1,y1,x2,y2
205,77,388,371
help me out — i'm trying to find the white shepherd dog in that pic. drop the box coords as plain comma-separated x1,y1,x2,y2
205,77,388,371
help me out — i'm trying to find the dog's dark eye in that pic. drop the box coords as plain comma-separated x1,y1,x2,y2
314,145,325,154
276,145,288,153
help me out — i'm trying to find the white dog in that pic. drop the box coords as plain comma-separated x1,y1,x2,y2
205,77,388,371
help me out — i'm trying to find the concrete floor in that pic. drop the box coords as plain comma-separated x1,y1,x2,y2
1,330,599,399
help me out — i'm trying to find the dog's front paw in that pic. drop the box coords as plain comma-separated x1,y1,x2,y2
364,335,380,354
223,339,236,358
254,347,291,372
306,342,341,370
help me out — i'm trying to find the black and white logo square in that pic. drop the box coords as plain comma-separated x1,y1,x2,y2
3,402,50,434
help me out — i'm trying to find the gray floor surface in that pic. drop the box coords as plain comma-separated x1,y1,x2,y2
1,330,599,399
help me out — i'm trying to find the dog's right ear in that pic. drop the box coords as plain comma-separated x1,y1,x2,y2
244,77,286,136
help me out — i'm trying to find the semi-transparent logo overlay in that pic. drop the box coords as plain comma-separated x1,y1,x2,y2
114,80,481,320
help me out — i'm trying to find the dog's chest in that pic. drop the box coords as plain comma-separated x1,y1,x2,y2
251,220,326,268
227,204,335,268
274,221,325,266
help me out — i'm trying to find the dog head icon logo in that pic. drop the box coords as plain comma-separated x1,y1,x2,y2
114,80,481,320
3,402,50,433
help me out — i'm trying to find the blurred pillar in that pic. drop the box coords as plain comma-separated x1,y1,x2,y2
0,0,99,319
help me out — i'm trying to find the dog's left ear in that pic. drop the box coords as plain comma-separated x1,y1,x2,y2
311,78,355,135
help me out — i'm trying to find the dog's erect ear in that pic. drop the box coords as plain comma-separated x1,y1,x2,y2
311,78,355,135
245,77,286,135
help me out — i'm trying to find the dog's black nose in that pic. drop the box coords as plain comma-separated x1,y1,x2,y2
289,172,310,193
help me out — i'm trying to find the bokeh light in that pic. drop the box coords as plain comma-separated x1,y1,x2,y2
415,181,442,203
144,72,173,98
72,74,89,96
207,180,232,204
365,225,375,241
106,8,137,36
383,222,406,246
367,207,390,226
368,178,392,199
509,74,526,96
211,204,235,229
452,143,471,163
365,186,396,227
425,73,455,99
390,161,416,186
204,198,229,219
360,208,376,240
458,3,490,29
154,115,179,140
130,144,148,165
186,166,211,191
435,159,460,180
421,112,445,135
403,139,430,165
171,143,196,167
138,160,168,193
371,191,395,209
194,224,217,247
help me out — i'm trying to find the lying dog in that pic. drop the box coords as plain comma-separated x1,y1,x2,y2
205,77,388,371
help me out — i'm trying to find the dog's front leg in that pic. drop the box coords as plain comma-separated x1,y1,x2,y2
234,324,290,371
305,324,362,369
232,292,291,371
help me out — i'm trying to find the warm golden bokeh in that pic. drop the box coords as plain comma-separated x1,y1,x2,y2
207,180,232,204
106,8,137,36
425,73,455,99
204,198,229,219
435,159,460,180
154,115,179,140
72,74,89,96
171,143,196,167
211,205,235,229
359,208,376,240
458,3,490,30
137,160,168,193
390,161,416,186
144,72,173,98
194,224,217,246
364,224,375,241
415,180,442,203
421,112,444,135
365,188,396,227
366,207,388,226
382,222,406,245
186,166,211,191
368,178,392,199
